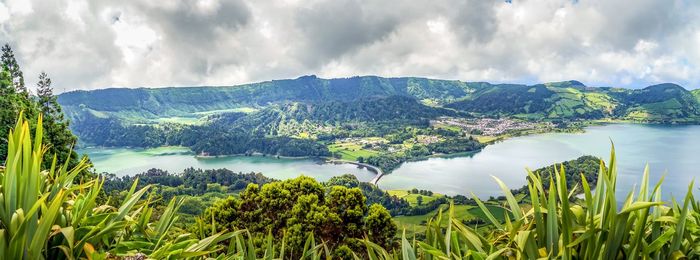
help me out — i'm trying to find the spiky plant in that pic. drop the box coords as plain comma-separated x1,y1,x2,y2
1,114,306,259
365,146,700,259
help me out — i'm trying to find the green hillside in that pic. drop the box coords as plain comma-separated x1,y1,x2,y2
445,80,621,120
58,76,700,153
613,83,700,122
60,77,700,126
58,75,475,122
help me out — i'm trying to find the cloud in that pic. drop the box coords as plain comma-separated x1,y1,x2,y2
294,0,399,67
0,0,699,92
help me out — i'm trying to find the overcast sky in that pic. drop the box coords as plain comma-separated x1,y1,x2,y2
1,0,699,92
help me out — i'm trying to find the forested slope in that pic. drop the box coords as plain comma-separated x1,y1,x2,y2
60,76,700,124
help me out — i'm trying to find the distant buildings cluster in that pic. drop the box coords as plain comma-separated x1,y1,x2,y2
433,117,552,136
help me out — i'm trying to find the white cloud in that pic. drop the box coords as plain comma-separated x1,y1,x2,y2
0,3,10,24
5,0,33,16
1,0,699,92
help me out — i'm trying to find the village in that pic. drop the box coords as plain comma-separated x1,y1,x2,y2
431,117,554,136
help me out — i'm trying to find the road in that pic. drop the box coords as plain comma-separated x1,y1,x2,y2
326,159,384,185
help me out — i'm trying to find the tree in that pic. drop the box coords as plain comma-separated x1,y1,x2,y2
0,66,26,158
325,174,360,188
37,72,52,108
416,195,423,205
1,43,25,94
0,48,85,177
34,71,81,170
203,176,397,258
364,204,397,249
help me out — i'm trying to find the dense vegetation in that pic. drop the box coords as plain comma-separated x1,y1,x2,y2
6,114,700,259
383,148,700,259
513,155,602,194
0,44,84,173
102,168,275,197
101,169,447,219
60,76,700,125
68,93,484,166
0,115,249,259
57,75,477,121
59,74,700,175
204,176,397,258
6,41,700,259
361,135,482,172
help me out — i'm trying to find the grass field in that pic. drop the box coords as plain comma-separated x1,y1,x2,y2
393,203,509,234
193,107,260,116
432,123,462,132
153,116,204,125
327,140,381,161
387,190,444,207
475,135,500,143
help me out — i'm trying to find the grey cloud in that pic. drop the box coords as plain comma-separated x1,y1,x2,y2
111,0,252,78
586,0,691,51
2,0,122,92
294,0,400,67
2,0,700,91
447,0,499,44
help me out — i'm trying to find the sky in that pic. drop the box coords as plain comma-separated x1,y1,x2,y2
1,0,699,92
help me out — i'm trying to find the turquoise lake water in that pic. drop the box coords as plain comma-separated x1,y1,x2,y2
82,123,700,198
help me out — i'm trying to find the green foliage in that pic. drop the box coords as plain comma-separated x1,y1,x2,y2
7,110,700,259
513,155,602,194
57,75,472,121
1,43,25,93
0,115,247,259
0,46,84,176
614,83,700,122
365,204,398,249
60,76,700,157
203,176,398,258
366,147,700,259
447,83,558,116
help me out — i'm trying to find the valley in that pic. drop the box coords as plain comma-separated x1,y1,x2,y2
83,122,700,199
61,76,700,181
64,75,700,240
6,2,700,256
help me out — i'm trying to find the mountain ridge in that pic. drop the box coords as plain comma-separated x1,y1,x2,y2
58,75,700,125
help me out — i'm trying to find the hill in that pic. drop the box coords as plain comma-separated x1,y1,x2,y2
613,83,700,122
59,76,699,125
58,75,476,123
58,76,700,153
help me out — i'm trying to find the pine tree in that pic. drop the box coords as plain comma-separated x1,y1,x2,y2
1,43,26,94
0,67,13,155
34,71,80,170
37,71,53,112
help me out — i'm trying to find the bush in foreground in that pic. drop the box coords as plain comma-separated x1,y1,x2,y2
366,146,700,259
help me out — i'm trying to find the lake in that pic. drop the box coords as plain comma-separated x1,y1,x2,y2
80,146,377,182
82,123,700,199
380,123,700,199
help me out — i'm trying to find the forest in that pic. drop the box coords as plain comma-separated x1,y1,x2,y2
3,43,700,259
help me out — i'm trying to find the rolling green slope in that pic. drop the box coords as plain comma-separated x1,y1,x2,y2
58,75,476,123
445,80,620,120
59,75,700,143
613,83,700,122
208,95,458,137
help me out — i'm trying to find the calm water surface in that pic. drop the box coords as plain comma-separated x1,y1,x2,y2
380,123,700,198
82,124,700,198
80,146,377,182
